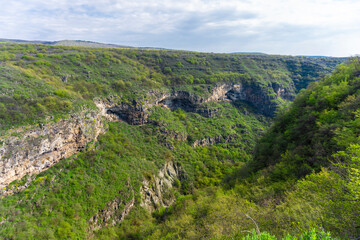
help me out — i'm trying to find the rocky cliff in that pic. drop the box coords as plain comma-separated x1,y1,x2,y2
191,134,238,147
105,82,294,125
0,109,106,189
140,161,184,212
0,81,291,189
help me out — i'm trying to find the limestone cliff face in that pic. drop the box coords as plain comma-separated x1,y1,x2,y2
88,162,183,230
105,82,294,125
140,161,184,212
225,82,294,116
0,81,292,190
191,134,238,148
0,110,106,189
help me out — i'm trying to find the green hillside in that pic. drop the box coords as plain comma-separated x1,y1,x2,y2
137,59,360,239
0,43,352,239
0,43,343,129
254,58,360,178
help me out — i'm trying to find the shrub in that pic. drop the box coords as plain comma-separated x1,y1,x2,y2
54,89,71,99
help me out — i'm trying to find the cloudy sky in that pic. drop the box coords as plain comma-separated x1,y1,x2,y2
0,0,359,56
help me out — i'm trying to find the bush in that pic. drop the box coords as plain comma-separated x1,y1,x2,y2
54,89,71,99
223,229,335,240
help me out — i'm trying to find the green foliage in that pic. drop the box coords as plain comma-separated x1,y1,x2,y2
254,59,360,178
0,122,170,238
222,229,336,240
271,144,360,239
0,98,270,239
54,88,72,98
163,66,172,74
144,188,264,239
231,59,360,239
0,43,344,129
0,51,15,61
0,43,351,239
333,144,360,199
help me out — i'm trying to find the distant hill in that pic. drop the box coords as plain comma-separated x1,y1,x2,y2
0,38,133,49
0,38,54,44
0,38,173,50
53,40,134,48
232,52,267,55
296,55,341,58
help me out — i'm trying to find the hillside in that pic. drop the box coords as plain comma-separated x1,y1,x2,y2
0,43,344,129
254,58,360,177
0,43,349,239
141,58,360,239
0,39,133,49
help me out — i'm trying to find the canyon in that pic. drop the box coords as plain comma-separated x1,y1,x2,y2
0,81,292,191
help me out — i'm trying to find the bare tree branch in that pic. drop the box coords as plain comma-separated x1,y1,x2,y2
245,214,261,235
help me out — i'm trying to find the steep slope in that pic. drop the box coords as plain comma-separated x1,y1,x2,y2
118,59,360,240
0,39,133,48
242,58,360,238
254,58,360,179
0,43,344,130
0,102,270,239
0,43,344,186
0,43,347,239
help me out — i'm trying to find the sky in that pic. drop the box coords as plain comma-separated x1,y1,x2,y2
0,0,359,57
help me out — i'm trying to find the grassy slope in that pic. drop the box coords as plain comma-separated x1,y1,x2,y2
254,58,360,178
0,43,348,239
0,102,270,239
0,43,344,130
130,59,360,240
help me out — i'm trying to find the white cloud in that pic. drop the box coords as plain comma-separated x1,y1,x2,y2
0,0,359,56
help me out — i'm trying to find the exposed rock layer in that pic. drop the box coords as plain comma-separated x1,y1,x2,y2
140,161,184,212
192,134,238,147
0,110,106,189
0,82,292,189
106,83,294,125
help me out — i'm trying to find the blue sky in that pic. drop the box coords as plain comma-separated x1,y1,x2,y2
0,0,359,56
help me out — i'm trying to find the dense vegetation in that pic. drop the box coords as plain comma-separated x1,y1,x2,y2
0,99,270,239
0,43,343,130
0,42,355,239
254,58,360,177
128,59,360,239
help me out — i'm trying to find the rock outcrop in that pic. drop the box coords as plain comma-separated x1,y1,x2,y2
140,161,184,212
0,109,106,189
225,82,294,116
88,180,134,231
191,134,238,147
0,82,293,189
105,83,294,125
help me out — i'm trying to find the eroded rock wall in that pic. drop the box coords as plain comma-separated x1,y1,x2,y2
140,161,184,212
0,81,293,190
191,134,238,147
0,109,106,189
106,83,294,125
